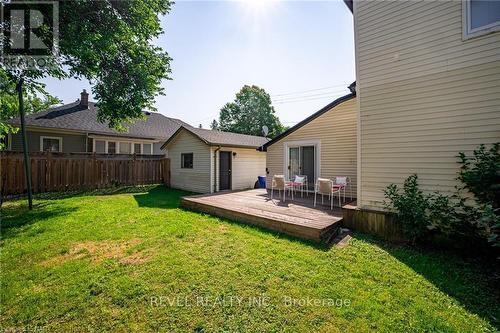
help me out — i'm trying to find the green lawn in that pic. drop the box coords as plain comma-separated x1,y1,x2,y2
1,186,499,332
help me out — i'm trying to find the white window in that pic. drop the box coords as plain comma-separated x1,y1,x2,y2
143,143,153,155
464,0,500,39
40,136,62,152
181,153,193,169
90,137,156,154
133,143,142,154
119,142,131,154
107,141,116,154
95,140,105,153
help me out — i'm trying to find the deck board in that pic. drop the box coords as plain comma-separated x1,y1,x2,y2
181,189,344,242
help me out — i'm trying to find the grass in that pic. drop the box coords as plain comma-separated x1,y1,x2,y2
1,186,499,332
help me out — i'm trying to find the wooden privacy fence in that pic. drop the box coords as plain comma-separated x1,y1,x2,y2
1,151,170,196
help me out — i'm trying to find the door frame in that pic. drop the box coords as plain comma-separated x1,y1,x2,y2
283,139,321,186
219,151,232,191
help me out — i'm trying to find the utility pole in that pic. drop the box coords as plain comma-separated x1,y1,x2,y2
17,77,33,209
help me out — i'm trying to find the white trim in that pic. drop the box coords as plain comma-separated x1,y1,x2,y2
209,147,214,194
87,134,158,143
40,136,62,152
106,140,117,154
11,125,86,136
283,139,321,185
463,0,500,40
353,0,362,207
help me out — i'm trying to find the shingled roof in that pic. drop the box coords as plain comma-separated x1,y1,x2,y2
162,126,269,149
8,100,191,140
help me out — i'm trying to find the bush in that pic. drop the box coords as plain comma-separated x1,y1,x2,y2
456,143,500,248
457,143,500,207
384,174,430,244
384,143,500,252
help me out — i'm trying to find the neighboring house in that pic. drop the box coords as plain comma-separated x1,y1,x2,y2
161,126,268,193
6,90,190,155
261,83,357,198
344,0,500,209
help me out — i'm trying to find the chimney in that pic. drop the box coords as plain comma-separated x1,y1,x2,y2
80,89,89,107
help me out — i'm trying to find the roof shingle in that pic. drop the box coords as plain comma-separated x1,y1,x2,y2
8,101,191,140
163,126,269,149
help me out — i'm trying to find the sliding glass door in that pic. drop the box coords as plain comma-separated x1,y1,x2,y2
288,145,316,190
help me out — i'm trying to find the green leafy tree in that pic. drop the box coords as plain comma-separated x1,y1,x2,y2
214,85,284,138
1,0,173,208
0,74,60,149
1,0,172,128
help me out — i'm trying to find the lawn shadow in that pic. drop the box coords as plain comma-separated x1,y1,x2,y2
1,201,78,240
133,186,193,209
3,185,169,203
358,233,500,330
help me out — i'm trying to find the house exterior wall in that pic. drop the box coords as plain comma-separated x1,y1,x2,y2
153,142,164,155
165,130,266,193
9,130,87,153
353,0,500,209
212,147,266,192
266,97,358,199
165,130,212,193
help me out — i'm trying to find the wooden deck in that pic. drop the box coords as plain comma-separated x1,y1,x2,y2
181,189,345,242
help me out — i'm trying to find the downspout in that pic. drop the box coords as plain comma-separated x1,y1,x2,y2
213,146,221,193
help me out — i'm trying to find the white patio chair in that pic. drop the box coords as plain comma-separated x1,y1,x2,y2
314,178,341,210
291,175,308,197
270,175,293,202
333,176,351,202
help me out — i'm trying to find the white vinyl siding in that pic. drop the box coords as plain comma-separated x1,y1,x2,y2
266,98,358,199
212,147,266,192
164,129,267,193
165,130,212,193
354,0,500,209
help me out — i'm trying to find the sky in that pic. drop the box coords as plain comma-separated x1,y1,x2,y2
41,0,355,129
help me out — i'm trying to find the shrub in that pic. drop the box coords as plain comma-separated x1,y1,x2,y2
457,143,500,208
384,143,500,252
384,174,430,244
456,143,500,248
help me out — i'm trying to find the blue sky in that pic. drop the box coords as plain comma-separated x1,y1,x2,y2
42,0,354,129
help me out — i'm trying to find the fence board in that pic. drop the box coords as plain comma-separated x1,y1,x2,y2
0,151,170,197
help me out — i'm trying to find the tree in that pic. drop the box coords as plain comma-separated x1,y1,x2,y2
213,85,284,138
0,74,60,149
1,0,172,128
1,0,173,208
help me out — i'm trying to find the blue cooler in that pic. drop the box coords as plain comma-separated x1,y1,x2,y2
257,176,266,188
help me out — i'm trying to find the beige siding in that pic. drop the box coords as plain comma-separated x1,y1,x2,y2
165,130,211,193
266,98,358,198
354,0,500,209
213,147,266,191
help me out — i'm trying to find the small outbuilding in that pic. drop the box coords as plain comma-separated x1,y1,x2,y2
161,126,268,193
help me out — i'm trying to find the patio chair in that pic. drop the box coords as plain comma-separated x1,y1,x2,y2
333,176,351,202
291,175,308,197
270,175,293,202
314,178,341,210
